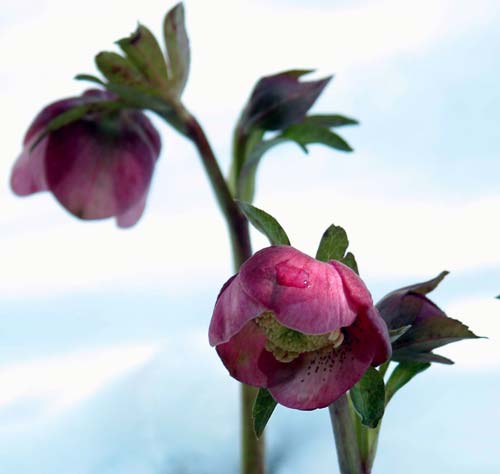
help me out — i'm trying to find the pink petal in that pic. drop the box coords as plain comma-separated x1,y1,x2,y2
44,120,155,222
268,345,370,410
116,192,147,228
239,246,359,334
209,274,267,346
413,294,446,323
363,306,392,365
129,111,161,158
269,308,389,410
216,321,295,387
329,260,373,309
23,98,82,145
10,138,49,196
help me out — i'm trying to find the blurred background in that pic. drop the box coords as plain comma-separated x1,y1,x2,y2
1,0,499,472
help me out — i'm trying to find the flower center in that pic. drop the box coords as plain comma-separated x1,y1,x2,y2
255,311,344,362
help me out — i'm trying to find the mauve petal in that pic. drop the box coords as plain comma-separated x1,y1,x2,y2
81,89,116,101
269,308,389,410
239,246,358,334
10,138,49,195
413,295,446,322
23,88,115,145
269,342,370,410
362,306,392,365
377,291,446,330
23,98,83,145
329,260,373,309
44,119,155,222
129,111,161,158
116,192,147,228
216,321,295,387
209,274,267,346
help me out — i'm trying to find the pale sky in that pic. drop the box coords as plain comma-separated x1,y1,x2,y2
1,1,499,472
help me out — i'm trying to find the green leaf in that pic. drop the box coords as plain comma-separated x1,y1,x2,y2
282,122,353,153
30,100,120,150
95,51,145,87
252,388,277,438
385,362,430,404
303,114,359,128
389,325,411,343
237,201,290,246
392,350,454,365
350,367,385,428
315,224,349,262
74,74,105,85
393,316,480,353
117,24,169,90
163,2,190,96
341,251,359,274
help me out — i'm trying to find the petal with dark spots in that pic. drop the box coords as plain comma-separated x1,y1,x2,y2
269,308,389,410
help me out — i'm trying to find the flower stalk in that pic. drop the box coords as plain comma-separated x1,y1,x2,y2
179,106,264,474
329,395,371,474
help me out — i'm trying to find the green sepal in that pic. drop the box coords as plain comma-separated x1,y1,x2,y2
350,367,385,428
163,2,190,96
30,100,120,150
389,325,411,343
393,316,481,355
282,122,353,153
74,74,105,85
95,51,146,87
116,24,169,90
385,361,430,404
237,201,290,246
341,251,359,274
303,114,359,128
252,388,277,439
316,224,348,262
392,350,454,365
315,224,359,273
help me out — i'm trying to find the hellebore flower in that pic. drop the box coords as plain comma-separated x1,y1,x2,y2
377,272,479,364
209,246,391,410
10,89,161,228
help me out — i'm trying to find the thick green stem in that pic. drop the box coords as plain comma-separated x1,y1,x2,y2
241,384,265,474
329,395,370,474
182,109,264,474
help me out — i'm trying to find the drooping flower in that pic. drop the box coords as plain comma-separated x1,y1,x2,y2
10,89,161,228
209,245,391,410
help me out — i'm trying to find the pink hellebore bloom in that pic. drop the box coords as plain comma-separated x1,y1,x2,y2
10,89,161,228
209,246,391,410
